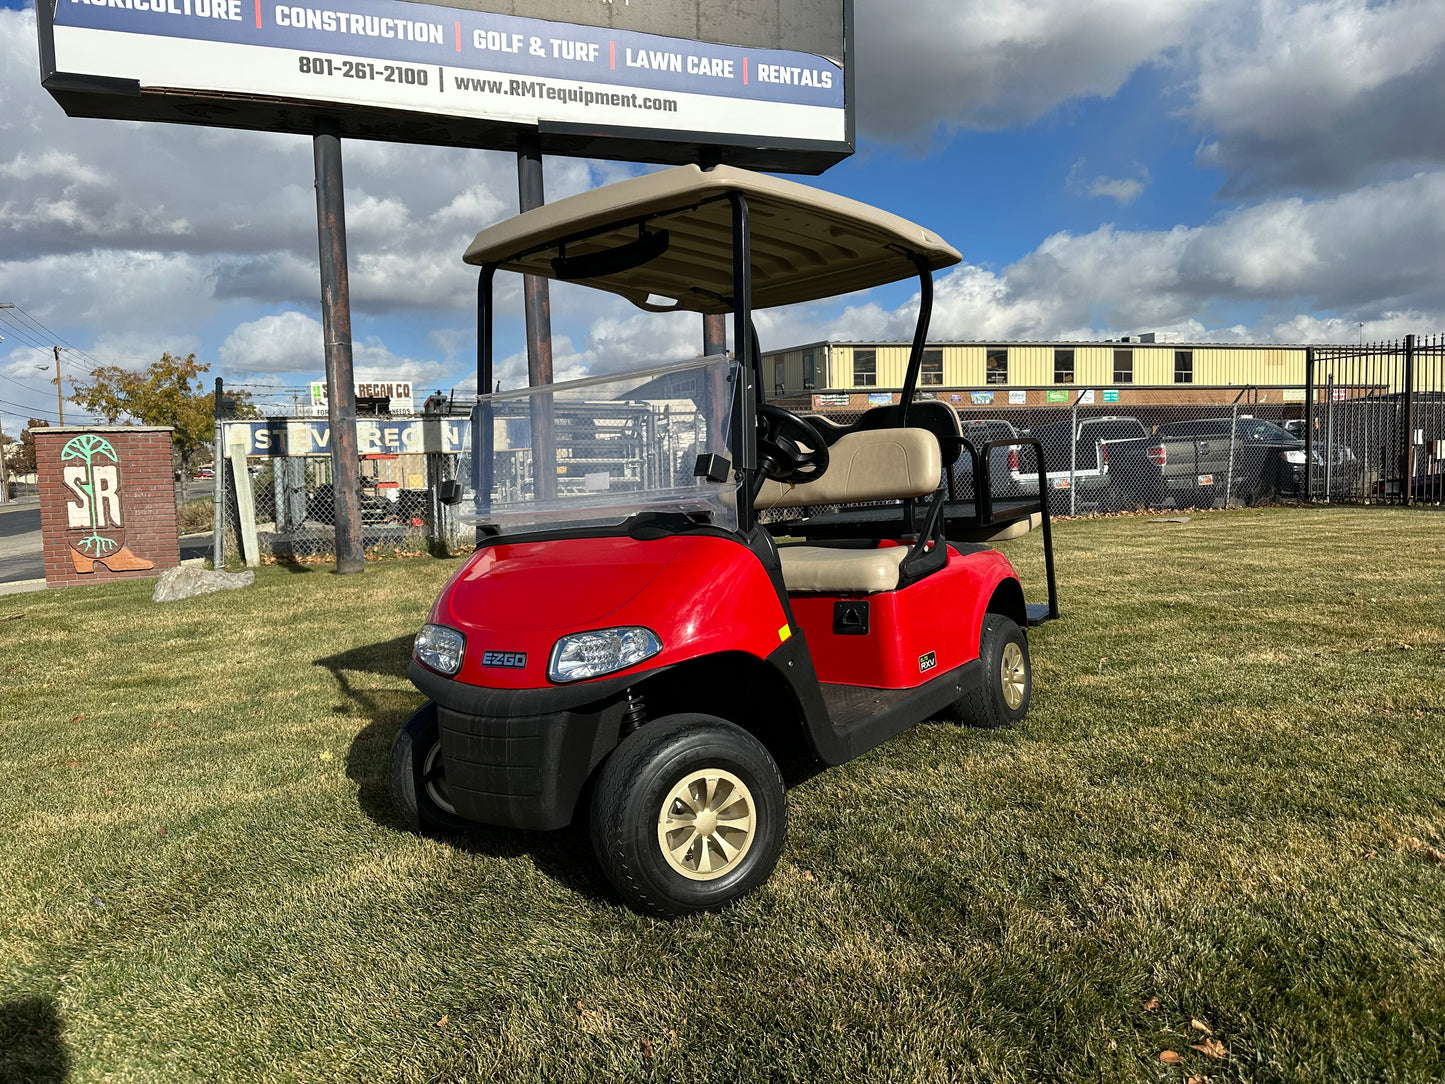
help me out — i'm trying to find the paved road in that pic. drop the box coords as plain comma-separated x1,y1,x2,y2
0,487,214,584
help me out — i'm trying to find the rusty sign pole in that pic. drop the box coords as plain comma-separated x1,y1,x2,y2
703,314,727,357
313,117,365,575
518,130,556,500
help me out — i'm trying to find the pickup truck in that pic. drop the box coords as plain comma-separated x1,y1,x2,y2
1010,415,1165,514
1150,417,1317,507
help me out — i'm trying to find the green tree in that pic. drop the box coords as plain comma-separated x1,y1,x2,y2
69,353,254,474
2,419,49,476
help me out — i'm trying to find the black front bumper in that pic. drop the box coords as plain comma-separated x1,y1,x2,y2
409,660,639,831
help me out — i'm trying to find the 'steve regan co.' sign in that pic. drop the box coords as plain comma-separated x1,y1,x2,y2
36,0,852,173
311,379,415,414
224,416,470,456
60,434,156,574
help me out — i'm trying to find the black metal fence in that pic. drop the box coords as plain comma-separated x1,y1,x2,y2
1305,333,1445,505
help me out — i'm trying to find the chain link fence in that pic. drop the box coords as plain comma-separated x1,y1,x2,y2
775,387,1313,518
212,413,467,566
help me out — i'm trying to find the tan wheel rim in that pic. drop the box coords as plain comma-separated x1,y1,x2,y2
422,743,457,815
657,768,756,881
1000,641,1027,711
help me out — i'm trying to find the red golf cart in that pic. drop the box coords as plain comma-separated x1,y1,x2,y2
393,165,1058,915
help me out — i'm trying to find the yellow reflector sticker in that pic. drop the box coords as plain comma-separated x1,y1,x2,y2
778,624,792,643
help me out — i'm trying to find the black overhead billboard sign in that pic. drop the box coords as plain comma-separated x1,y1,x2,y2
36,0,852,172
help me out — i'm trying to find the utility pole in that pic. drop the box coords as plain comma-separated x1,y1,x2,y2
0,404,10,505
0,304,9,500
53,346,65,425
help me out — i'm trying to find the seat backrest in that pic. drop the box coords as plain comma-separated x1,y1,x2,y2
806,400,964,466
755,427,941,509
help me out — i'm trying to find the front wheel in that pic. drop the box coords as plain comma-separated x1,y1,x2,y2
590,715,787,917
389,702,473,836
949,614,1031,729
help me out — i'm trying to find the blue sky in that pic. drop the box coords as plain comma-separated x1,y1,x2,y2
2,0,1444,421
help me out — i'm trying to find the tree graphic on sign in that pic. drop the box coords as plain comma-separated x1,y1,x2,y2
61,434,120,558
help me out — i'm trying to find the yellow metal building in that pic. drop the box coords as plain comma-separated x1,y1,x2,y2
762,338,1314,407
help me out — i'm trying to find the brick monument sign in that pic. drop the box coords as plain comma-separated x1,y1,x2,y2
36,426,181,588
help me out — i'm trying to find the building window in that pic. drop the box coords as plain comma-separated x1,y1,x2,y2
921,349,943,385
804,352,816,388
1113,349,1133,384
853,349,877,387
1054,349,1075,384
1174,350,1194,384
986,347,1008,385
774,359,785,393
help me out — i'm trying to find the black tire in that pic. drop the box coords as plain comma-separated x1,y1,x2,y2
589,714,787,917
950,614,1031,729
389,701,472,836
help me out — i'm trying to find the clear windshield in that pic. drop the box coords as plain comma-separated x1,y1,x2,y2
459,355,739,534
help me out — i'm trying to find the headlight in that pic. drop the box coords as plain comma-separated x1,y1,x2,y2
414,623,466,676
1283,450,1306,465
548,627,662,683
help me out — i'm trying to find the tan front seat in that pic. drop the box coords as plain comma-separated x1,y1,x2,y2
760,427,942,594
777,544,910,594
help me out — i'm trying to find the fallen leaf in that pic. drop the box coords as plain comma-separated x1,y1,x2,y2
435,1014,447,1028
1186,1076,1210,1084
71,715,85,723
801,870,816,882
159,826,167,836
1363,850,1377,860
67,761,81,768
1192,1038,1228,1059
1397,642,1413,650
1142,997,1161,1012
1190,1019,1213,1035
640,1038,653,1059
1160,1050,1182,1064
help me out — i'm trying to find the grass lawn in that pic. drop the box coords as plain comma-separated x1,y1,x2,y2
2,506,1443,1083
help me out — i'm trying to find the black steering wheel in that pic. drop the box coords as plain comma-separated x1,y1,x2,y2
756,404,830,484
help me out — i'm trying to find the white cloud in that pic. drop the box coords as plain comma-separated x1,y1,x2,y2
219,312,324,373
1190,0,1445,192
855,0,1215,146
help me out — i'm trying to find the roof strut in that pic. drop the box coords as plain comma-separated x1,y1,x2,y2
898,252,933,427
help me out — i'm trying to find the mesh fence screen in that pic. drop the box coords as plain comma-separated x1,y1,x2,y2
769,390,1313,519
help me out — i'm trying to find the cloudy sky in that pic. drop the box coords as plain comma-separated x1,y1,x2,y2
2,0,1444,425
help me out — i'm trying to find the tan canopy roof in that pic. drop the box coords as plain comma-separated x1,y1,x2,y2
462,164,960,314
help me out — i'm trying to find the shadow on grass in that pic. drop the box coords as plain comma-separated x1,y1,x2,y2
0,996,68,1083
318,636,610,904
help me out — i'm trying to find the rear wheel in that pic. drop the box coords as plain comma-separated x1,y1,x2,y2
389,702,472,836
590,714,787,917
949,614,1031,729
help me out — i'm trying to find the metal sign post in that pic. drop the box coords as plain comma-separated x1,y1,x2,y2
313,119,365,574
517,130,557,501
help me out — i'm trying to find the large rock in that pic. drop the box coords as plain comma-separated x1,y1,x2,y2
152,565,255,603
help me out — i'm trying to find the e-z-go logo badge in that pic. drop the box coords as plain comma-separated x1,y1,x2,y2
61,435,154,574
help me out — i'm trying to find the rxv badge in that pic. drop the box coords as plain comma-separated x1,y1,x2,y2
918,651,937,673
482,650,527,669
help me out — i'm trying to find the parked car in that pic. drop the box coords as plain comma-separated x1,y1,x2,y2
954,418,1024,499
1151,416,1319,507
1010,415,1164,514
1282,419,1361,494
194,467,214,479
